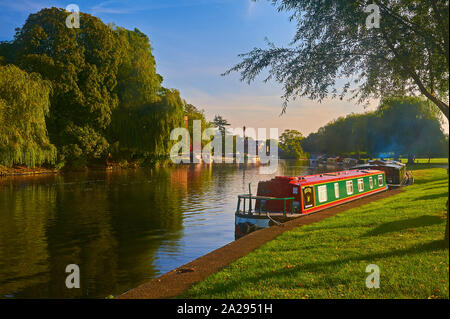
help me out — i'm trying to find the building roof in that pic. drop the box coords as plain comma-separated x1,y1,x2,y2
274,169,384,186
353,160,405,170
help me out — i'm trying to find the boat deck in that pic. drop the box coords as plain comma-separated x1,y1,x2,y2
236,211,303,219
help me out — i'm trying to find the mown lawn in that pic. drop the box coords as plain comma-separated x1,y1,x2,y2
181,168,449,299
399,158,448,164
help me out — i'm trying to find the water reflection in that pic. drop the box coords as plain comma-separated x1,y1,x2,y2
0,160,333,298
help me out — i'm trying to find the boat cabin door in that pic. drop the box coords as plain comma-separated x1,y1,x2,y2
302,186,315,210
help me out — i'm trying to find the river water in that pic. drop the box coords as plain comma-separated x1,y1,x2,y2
0,160,334,298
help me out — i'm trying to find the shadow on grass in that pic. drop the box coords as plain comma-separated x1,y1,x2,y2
362,215,443,237
421,182,449,190
407,163,449,171
183,240,448,298
414,192,449,201
412,176,447,185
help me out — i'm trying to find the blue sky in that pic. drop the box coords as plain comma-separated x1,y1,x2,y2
1,0,447,135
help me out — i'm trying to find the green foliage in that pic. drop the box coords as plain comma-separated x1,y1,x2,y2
108,26,185,163
0,8,190,168
7,8,122,164
226,0,449,119
279,129,308,159
184,103,213,147
109,88,184,163
375,96,447,157
213,115,231,135
302,97,447,158
114,27,162,108
0,64,56,167
60,124,110,166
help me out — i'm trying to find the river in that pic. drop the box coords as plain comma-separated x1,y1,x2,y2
0,160,335,298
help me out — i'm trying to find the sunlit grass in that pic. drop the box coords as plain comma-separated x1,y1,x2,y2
399,158,448,164
181,168,449,299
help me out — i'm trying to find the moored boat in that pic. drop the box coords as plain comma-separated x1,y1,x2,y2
235,169,388,238
352,159,413,187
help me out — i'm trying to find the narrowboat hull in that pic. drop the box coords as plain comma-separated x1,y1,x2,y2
235,169,388,238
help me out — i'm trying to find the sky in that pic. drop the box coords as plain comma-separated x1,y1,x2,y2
0,0,448,136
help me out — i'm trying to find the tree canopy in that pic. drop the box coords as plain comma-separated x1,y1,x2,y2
0,64,56,167
4,8,122,165
225,0,449,119
278,129,308,159
213,115,231,136
302,97,448,158
0,8,193,167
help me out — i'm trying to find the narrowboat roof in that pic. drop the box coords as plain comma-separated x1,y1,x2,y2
274,169,384,186
353,161,405,170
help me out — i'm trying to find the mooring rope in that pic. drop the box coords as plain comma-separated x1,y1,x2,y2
266,212,284,226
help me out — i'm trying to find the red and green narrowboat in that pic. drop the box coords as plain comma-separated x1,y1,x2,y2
235,169,387,238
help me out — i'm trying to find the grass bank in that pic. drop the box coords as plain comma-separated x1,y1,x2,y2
181,167,449,299
399,158,448,165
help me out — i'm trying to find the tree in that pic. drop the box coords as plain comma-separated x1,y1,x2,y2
1,8,185,167
108,27,183,164
376,96,446,161
301,97,447,160
279,129,308,159
213,115,231,135
184,103,213,148
225,0,448,119
109,88,184,164
3,8,123,166
114,27,162,109
0,64,56,167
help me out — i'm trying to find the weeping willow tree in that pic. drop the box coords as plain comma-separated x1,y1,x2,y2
1,9,187,167
0,64,56,167
109,28,184,164
3,8,122,166
109,88,184,164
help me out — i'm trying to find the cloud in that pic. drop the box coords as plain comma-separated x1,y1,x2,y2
247,0,256,16
90,0,227,15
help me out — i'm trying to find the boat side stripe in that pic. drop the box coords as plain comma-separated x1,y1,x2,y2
299,172,384,186
302,186,387,213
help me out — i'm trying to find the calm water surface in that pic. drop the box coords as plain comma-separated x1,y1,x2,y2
0,160,333,298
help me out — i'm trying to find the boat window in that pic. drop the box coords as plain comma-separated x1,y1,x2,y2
334,183,339,198
378,175,383,186
346,180,353,195
358,179,364,192
369,177,373,189
293,187,298,194
318,185,327,203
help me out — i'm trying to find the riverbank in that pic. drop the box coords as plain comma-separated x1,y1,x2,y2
180,167,448,299
0,160,167,177
0,165,59,177
118,187,404,299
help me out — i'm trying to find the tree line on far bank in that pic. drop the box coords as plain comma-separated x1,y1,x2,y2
300,97,448,160
276,97,448,161
0,8,210,169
